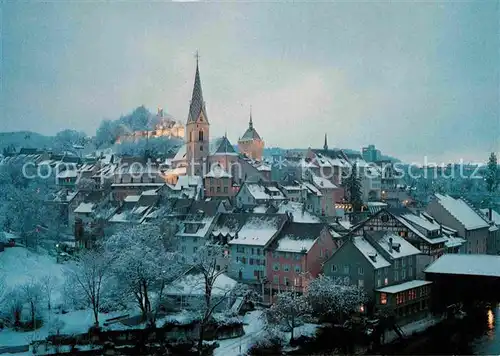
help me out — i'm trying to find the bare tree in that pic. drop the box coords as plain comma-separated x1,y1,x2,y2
66,249,111,326
41,275,59,311
21,279,45,329
187,244,244,355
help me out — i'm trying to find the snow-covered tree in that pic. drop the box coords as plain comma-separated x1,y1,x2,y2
76,177,96,192
41,275,59,311
54,129,87,152
65,249,112,326
186,244,246,354
343,162,363,212
104,224,182,326
21,279,44,329
485,152,499,194
264,291,312,343
306,275,367,322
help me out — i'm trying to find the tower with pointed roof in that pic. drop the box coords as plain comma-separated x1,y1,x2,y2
323,133,328,151
238,108,264,161
186,54,210,176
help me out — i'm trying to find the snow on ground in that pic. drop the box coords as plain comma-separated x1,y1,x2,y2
0,309,124,347
0,247,71,305
384,315,443,344
213,310,320,356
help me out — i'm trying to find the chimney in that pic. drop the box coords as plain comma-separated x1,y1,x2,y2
489,208,493,221
389,237,393,253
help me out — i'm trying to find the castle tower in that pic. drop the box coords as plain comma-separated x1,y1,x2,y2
186,53,210,176
237,108,264,161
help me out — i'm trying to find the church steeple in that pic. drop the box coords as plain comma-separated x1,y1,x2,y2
187,51,208,124
249,106,253,130
323,133,328,151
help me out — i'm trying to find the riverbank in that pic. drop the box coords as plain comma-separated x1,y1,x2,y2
383,315,444,344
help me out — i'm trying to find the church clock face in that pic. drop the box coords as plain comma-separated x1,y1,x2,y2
381,214,389,223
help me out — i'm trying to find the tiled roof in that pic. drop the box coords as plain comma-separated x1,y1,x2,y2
187,62,208,124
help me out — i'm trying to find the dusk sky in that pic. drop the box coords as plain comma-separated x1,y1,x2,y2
2,2,499,163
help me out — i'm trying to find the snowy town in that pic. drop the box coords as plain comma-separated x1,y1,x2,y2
1,2,499,356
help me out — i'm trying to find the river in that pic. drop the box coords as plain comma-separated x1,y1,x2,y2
388,304,500,355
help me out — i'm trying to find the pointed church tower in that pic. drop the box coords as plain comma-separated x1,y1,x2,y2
238,107,264,161
186,53,210,176
323,133,328,151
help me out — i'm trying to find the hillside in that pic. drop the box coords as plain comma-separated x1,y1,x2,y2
0,131,55,152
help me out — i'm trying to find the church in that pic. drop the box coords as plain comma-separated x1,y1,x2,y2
170,57,267,197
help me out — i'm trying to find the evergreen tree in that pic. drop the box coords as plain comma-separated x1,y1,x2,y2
343,162,363,212
485,152,499,194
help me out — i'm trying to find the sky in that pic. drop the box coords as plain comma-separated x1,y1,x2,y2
1,2,499,163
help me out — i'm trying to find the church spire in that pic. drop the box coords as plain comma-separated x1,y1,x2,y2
323,133,328,151
249,106,253,129
187,51,208,124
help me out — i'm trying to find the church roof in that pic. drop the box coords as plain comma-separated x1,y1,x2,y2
240,127,262,141
210,136,238,156
187,61,209,124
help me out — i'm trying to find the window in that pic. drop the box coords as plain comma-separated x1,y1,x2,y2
409,257,413,266
331,264,337,273
250,258,253,265
358,279,364,288
237,246,245,253
384,278,389,285
284,264,290,272
251,248,254,255
210,187,214,193
358,267,364,275
402,257,406,267
380,293,387,305
257,248,261,255
343,264,350,274
284,277,290,286
181,246,186,253
295,254,301,260
272,251,278,258
273,275,279,284
377,279,382,287
224,187,228,193
217,187,221,193
199,130,204,141
401,269,406,279
295,265,301,273
193,247,198,253
394,270,399,281
273,263,280,271
200,145,203,151
395,259,400,268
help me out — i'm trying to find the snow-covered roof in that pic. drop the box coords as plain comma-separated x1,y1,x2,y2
303,182,322,197
352,236,391,269
172,144,187,162
142,189,158,196
166,272,237,296
424,254,500,277
256,163,271,172
376,280,432,294
375,232,422,258
204,166,232,178
229,215,285,246
164,166,187,176
274,223,326,253
401,213,440,232
57,169,78,179
435,194,489,230
74,202,95,214
175,175,203,189
444,236,466,248
276,237,315,253
480,208,500,225
245,183,285,201
274,201,320,223
312,175,337,189
177,216,216,238
124,195,141,203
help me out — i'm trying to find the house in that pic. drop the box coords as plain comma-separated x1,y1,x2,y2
426,194,490,254
480,208,500,254
235,181,286,209
323,231,430,323
351,208,452,278
266,222,339,296
210,213,289,283
303,172,344,217
267,201,321,223
175,199,228,263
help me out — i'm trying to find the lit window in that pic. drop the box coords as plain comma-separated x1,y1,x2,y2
380,293,387,305
384,278,389,285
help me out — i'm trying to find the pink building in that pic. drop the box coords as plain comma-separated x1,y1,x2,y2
266,222,342,298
